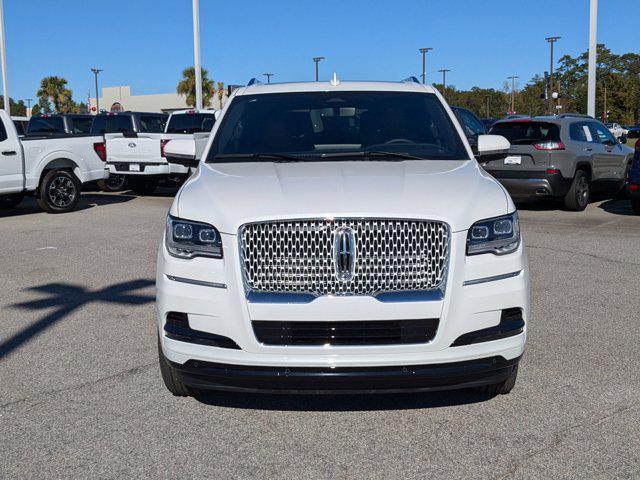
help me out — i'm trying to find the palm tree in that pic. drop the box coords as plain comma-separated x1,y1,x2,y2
37,76,74,113
217,82,225,108
176,67,215,108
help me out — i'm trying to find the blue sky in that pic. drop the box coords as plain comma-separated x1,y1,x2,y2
3,0,638,103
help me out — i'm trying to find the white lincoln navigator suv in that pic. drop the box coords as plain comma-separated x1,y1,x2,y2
157,78,529,397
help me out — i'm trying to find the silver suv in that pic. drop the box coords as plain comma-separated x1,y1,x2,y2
482,114,634,211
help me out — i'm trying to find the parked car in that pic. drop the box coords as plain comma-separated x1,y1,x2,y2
26,114,93,135
450,106,486,150
628,141,640,214
11,116,29,136
0,110,108,212
485,115,634,211
91,111,166,193
104,109,218,195
605,122,628,141
482,118,498,130
156,78,529,397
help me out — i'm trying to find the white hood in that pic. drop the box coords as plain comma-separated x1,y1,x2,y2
174,160,512,234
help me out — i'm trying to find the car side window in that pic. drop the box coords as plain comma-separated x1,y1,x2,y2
457,109,485,137
589,122,616,145
91,116,107,134
0,119,7,141
569,122,594,143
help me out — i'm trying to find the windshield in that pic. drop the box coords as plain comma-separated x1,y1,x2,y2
207,91,469,162
166,113,216,134
490,121,560,145
27,116,66,134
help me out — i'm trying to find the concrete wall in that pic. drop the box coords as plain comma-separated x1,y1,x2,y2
89,86,228,113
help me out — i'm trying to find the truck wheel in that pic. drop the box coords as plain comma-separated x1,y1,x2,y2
130,177,158,196
98,174,128,192
158,335,192,397
0,193,24,209
564,170,590,211
473,364,519,395
37,169,81,213
632,198,640,215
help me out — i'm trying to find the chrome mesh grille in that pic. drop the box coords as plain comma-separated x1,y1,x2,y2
239,218,449,296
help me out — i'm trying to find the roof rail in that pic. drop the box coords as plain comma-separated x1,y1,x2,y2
558,113,593,119
401,76,421,84
247,78,263,86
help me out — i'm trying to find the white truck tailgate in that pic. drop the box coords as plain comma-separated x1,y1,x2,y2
106,134,163,164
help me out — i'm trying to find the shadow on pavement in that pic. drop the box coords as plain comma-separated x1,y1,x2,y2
0,192,137,219
598,198,637,216
193,389,494,411
0,279,155,359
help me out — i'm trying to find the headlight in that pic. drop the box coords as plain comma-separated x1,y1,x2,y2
165,215,223,259
466,212,520,256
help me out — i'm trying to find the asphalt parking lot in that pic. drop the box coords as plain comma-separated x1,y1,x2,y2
1,190,639,479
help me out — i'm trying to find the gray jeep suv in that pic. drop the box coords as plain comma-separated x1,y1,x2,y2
483,114,633,211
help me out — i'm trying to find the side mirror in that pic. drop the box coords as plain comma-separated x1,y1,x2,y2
164,138,199,168
476,134,511,161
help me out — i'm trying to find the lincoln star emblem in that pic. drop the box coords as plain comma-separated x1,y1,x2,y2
333,227,356,281
128,142,137,148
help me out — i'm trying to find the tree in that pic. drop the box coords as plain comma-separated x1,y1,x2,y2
0,97,28,116
217,82,224,108
37,76,75,113
176,67,215,108
30,103,41,116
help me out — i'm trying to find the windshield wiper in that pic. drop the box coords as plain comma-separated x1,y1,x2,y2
318,151,426,160
213,153,306,163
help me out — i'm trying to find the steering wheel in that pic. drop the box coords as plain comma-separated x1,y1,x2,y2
384,138,415,144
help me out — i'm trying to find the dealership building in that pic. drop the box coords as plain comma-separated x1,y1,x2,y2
88,85,228,113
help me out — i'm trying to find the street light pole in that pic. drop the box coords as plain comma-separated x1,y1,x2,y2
263,73,274,84
91,68,103,112
437,69,451,97
419,47,433,84
508,75,519,114
192,0,203,110
545,36,561,114
0,0,9,115
313,57,324,81
587,0,598,117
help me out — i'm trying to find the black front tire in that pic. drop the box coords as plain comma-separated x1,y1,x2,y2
0,193,25,209
37,169,81,213
473,364,519,395
564,170,590,211
98,174,128,192
632,198,640,215
130,177,158,196
158,335,192,397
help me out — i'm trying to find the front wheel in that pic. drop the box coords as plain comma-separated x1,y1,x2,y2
37,169,81,213
158,335,192,397
0,193,24,209
564,170,590,211
129,177,158,196
98,174,128,192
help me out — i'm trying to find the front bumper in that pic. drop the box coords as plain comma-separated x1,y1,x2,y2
486,169,572,198
167,355,520,393
157,229,529,391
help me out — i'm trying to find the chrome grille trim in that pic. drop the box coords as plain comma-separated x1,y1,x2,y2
239,218,450,298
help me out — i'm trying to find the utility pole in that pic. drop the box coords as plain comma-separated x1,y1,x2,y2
587,0,598,117
508,75,519,114
263,73,274,84
437,69,451,97
545,36,561,114
91,68,103,112
313,57,324,81
419,47,433,84
25,97,32,116
0,0,9,114
192,0,203,110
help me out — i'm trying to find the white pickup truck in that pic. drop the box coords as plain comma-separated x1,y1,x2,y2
0,110,108,213
105,109,218,195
